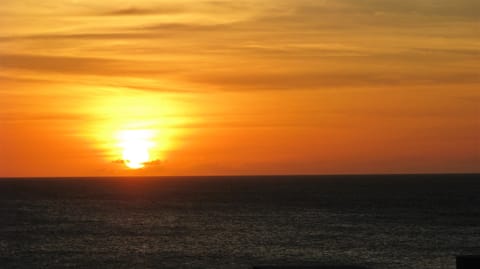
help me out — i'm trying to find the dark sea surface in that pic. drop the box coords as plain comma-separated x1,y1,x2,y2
0,174,479,269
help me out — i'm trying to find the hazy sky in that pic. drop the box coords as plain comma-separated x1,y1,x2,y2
0,0,479,176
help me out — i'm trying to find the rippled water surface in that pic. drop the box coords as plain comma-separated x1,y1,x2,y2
1,174,479,268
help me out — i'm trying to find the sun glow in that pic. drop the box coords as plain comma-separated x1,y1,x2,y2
85,88,193,172
117,129,155,169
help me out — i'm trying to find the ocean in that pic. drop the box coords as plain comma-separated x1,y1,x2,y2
0,174,479,269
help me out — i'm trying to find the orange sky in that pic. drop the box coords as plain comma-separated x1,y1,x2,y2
0,0,479,177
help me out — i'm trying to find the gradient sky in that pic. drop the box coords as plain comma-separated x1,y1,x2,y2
0,0,479,177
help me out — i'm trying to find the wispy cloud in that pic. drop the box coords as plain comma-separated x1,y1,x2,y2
102,6,183,16
1,0,479,91
0,53,179,77
0,53,123,75
185,70,480,91
0,112,97,123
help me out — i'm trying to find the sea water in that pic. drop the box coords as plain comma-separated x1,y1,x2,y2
1,174,479,269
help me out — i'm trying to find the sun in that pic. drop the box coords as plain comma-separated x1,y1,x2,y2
117,129,155,169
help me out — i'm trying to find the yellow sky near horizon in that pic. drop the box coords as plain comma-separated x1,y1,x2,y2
0,0,479,176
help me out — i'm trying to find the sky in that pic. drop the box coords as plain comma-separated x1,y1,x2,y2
0,0,479,177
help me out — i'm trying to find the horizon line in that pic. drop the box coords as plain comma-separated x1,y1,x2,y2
1,172,478,180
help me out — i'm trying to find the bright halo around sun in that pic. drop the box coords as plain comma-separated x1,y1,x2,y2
117,129,155,169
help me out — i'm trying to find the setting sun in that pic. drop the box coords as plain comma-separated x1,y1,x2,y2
117,129,155,169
